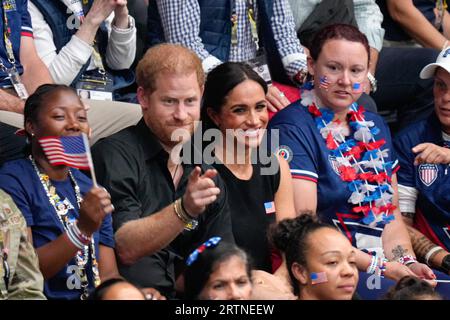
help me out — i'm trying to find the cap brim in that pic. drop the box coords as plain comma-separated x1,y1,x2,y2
420,62,450,79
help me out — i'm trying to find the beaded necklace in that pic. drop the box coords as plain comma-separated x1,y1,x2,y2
301,87,397,227
29,156,100,299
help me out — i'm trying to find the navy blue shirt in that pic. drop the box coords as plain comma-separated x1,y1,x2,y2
268,100,398,254
0,0,33,88
394,114,450,251
0,158,114,300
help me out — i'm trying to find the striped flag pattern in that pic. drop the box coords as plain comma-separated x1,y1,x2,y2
311,272,328,285
319,76,331,90
38,135,90,170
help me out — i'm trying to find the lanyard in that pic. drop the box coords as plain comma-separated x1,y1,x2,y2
0,0,28,99
91,41,106,78
63,0,106,78
435,0,448,30
1,0,16,66
231,0,260,50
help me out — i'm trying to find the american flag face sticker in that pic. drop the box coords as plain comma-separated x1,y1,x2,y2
418,164,439,187
319,76,331,90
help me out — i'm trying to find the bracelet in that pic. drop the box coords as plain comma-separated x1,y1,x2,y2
397,254,417,266
66,223,90,249
366,254,378,274
72,221,91,245
375,258,388,278
174,198,199,230
294,68,308,86
425,246,445,265
442,39,449,51
180,197,195,220
174,198,192,225
367,71,377,93
440,254,450,273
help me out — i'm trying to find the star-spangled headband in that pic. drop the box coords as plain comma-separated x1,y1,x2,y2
186,236,222,266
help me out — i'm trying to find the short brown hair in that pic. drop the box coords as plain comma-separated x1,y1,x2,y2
136,43,205,93
310,23,370,67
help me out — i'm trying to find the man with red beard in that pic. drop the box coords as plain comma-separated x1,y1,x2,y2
92,44,234,299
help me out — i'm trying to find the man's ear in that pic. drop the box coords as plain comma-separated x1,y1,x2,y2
291,262,309,286
137,86,149,112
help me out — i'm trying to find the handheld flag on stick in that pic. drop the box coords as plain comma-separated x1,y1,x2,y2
38,133,98,186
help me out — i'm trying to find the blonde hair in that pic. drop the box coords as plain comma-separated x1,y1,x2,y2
136,43,205,93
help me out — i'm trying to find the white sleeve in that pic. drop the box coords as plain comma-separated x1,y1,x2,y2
28,2,93,85
104,13,137,70
398,184,419,214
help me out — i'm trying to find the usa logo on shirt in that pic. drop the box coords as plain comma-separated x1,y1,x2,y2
328,155,340,176
418,164,439,187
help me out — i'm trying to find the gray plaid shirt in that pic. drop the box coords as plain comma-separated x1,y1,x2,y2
156,0,306,81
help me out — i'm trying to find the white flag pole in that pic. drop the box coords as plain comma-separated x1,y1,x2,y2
82,132,98,187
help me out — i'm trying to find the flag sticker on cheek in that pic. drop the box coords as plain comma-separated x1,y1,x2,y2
319,76,331,90
311,272,328,285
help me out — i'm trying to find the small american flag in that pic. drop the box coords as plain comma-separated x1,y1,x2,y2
352,82,363,94
38,134,90,170
264,201,276,214
311,272,328,285
319,76,330,90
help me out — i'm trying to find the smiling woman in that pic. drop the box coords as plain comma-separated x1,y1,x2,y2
200,62,296,276
271,214,359,300
268,24,438,299
0,84,119,300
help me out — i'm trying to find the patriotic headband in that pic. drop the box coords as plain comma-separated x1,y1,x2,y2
186,237,222,266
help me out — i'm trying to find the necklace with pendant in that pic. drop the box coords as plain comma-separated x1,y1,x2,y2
29,155,100,299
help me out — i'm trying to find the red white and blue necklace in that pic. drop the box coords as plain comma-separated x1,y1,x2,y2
301,84,398,226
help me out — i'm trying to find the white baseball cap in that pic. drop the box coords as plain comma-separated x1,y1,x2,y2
420,46,450,79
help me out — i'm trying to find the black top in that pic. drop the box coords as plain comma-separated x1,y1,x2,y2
91,119,234,298
213,155,280,272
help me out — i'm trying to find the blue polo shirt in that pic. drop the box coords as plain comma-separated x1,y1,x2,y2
394,114,450,251
268,100,398,254
0,158,115,300
0,0,34,88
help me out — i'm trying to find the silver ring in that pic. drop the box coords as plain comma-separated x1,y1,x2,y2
279,92,285,97
145,293,153,300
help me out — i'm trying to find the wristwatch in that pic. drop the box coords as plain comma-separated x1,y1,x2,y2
294,68,308,86
441,254,450,273
367,71,377,93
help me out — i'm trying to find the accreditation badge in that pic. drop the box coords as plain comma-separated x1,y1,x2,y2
246,50,272,85
76,69,113,101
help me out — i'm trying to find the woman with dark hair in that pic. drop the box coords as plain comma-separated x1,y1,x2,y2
90,278,146,300
384,276,443,300
0,84,118,299
201,62,296,275
271,214,359,300
184,237,253,300
269,23,438,299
